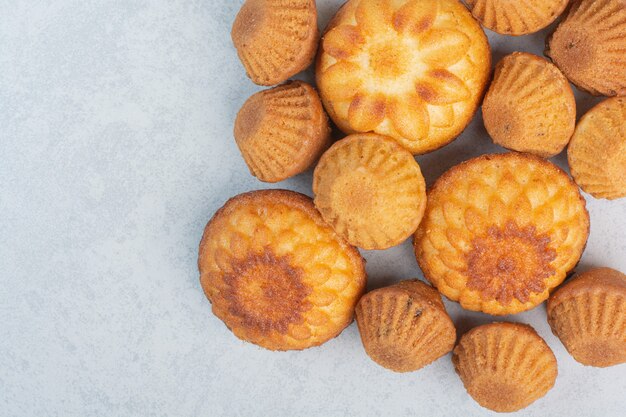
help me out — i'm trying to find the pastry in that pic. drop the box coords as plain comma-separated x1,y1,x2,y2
453,322,558,413
316,0,491,154
482,52,576,158
355,279,456,372
198,189,367,350
567,97,626,200
546,0,626,96
313,133,427,250
547,267,626,367
466,0,569,35
234,81,331,183
231,0,319,86
414,152,589,315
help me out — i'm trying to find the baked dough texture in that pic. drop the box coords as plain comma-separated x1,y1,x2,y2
466,0,569,35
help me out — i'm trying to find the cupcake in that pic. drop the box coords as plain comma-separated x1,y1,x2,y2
414,153,590,315
453,322,558,413
355,280,456,372
547,267,626,367
567,97,626,200
234,81,331,183
466,0,569,35
313,133,427,250
546,0,626,96
316,0,491,154
198,190,367,350
231,0,319,86
482,52,576,158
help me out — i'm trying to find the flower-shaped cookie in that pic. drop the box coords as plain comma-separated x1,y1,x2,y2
316,0,491,154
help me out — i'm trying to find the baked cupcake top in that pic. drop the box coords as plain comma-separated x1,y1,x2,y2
568,97,626,200
316,0,491,154
482,52,576,158
199,189,366,350
313,133,427,250
232,0,319,86
414,152,590,315
466,0,569,35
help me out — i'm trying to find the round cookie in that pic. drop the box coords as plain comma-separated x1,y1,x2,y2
466,0,569,35
316,0,491,154
453,322,558,413
547,267,626,367
482,52,576,158
199,190,367,350
313,133,427,250
234,81,331,183
546,0,626,96
414,152,590,315
568,97,626,200
232,0,319,86
355,280,456,372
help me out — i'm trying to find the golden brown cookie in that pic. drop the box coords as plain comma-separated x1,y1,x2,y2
198,189,367,350
547,267,626,367
568,97,626,200
313,133,427,250
414,153,589,315
234,81,331,183
316,0,491,154
231,0,319,86
355,280,456,372
483,52,576,158
546,0,626,96
466,0,569,35
453,322,558,413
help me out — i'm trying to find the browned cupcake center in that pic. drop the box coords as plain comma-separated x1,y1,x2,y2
368,41,411,79
232,0,267,46
331,169,381,222
466,221,556,304
223,249,312,334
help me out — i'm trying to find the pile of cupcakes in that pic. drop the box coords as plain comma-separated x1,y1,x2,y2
199,0,626,413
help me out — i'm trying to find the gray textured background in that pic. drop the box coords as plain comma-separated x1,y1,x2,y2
1,1,625,416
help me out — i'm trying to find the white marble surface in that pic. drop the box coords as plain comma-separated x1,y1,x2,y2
0,1,625,416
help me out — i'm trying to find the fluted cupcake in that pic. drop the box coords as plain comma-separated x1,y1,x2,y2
231,0,319,86
198,190,367,350
466,0,569,35
568,97,626,200
414,153,590,315
313,133,427,250
546,0,626,96
355,280,456,372
234,81,331,183
453,322,558,413
482,52,576,158
547,267,626,367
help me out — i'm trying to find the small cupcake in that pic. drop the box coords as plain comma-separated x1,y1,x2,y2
453,322,558,412
355,280,456,372
482,52,576,158
466,0,569,35
546,0,626,96
231,0,319,86
316,0,491,154
568,97,626,200
234,81,331,183
199,190,367,350
414,153,590,315
313,133,427,250
547,267,626,367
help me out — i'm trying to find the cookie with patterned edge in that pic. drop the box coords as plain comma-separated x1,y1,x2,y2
234,81,331,183
567,97,626,200
414,152,589,315
198,189,367,350
466,0,569,35
483,52,576,158
313,133,427,250
453,322,558,412
546,0,626,96
232,0,319,86
316,0,491,154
